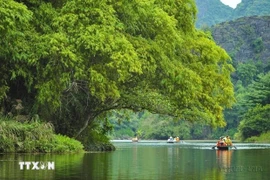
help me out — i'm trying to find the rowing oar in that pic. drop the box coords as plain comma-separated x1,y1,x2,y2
234,146,237,149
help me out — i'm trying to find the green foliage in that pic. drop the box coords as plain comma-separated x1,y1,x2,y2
0,117,84,153
223,71,270,140
236,62,258,86
211,15,270,140
110,110,215,140
245,131,270,142
53,134,84,153
252,37,264,53
79,125,115,151
237,104,270,140
0,0,235,148
0,0,34,100
234,72,270,140
245,72,270,106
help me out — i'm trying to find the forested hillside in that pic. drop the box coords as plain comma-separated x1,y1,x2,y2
212,16,270,141
196,0,270,27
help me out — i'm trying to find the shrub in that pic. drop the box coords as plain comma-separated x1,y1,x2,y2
0,117,84,153
245,131,270,143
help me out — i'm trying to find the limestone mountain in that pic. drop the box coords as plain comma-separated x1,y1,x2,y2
196,0,233,27
212,16,270,65
196,0,270,27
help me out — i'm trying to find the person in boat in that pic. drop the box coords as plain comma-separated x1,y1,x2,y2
217,137,225,147
223,136,227,145
226,136,232,146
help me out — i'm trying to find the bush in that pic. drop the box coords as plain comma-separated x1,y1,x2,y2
237,104,270,140
78,126,115,151
53,134,84,153
245,131,270,143
0,117,84,153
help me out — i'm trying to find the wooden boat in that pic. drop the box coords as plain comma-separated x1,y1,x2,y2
213,136,236,150
216,145,233,150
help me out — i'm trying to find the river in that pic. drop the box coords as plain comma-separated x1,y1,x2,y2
1,140,270,180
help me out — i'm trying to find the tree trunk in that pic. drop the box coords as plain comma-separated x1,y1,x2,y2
75,114,93,138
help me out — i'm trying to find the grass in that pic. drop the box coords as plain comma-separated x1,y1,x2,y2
0,116,84,153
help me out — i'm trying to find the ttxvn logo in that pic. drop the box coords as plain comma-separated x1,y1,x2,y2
19,161,55,170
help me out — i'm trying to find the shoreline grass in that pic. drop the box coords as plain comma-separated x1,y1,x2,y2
0,117,84,153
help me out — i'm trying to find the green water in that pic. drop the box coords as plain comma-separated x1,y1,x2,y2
0,141,270,180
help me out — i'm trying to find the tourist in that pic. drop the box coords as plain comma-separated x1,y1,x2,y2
227,136,232,146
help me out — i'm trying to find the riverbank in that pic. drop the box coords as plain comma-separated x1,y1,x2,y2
0,117,84,153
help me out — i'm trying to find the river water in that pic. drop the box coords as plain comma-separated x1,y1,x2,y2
1,141,270,180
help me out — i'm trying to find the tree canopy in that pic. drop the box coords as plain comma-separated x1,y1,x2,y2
0,0,235,140
238,104,270,139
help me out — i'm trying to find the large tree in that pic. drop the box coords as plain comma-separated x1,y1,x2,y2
1,0,235,139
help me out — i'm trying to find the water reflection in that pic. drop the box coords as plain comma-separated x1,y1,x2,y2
0,153,84,180
0,142,270,179
216,150,233,170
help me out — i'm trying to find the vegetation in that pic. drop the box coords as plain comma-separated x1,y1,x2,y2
234,73,270,140
0,0,235,150
111,16,270,141
109,110,213,140
0,117,84,153
1,1,268,145
245,131,270,143
211,16,270,141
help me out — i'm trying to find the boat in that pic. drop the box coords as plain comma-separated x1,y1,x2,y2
167,139,175,143
213,136,236,150
216,145,233,150
167,137,180,143
132,137,138,142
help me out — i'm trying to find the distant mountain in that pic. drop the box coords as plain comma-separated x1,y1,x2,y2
212,16,270,64
233,0,270,19
196,0,270,27
195,0,233,27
